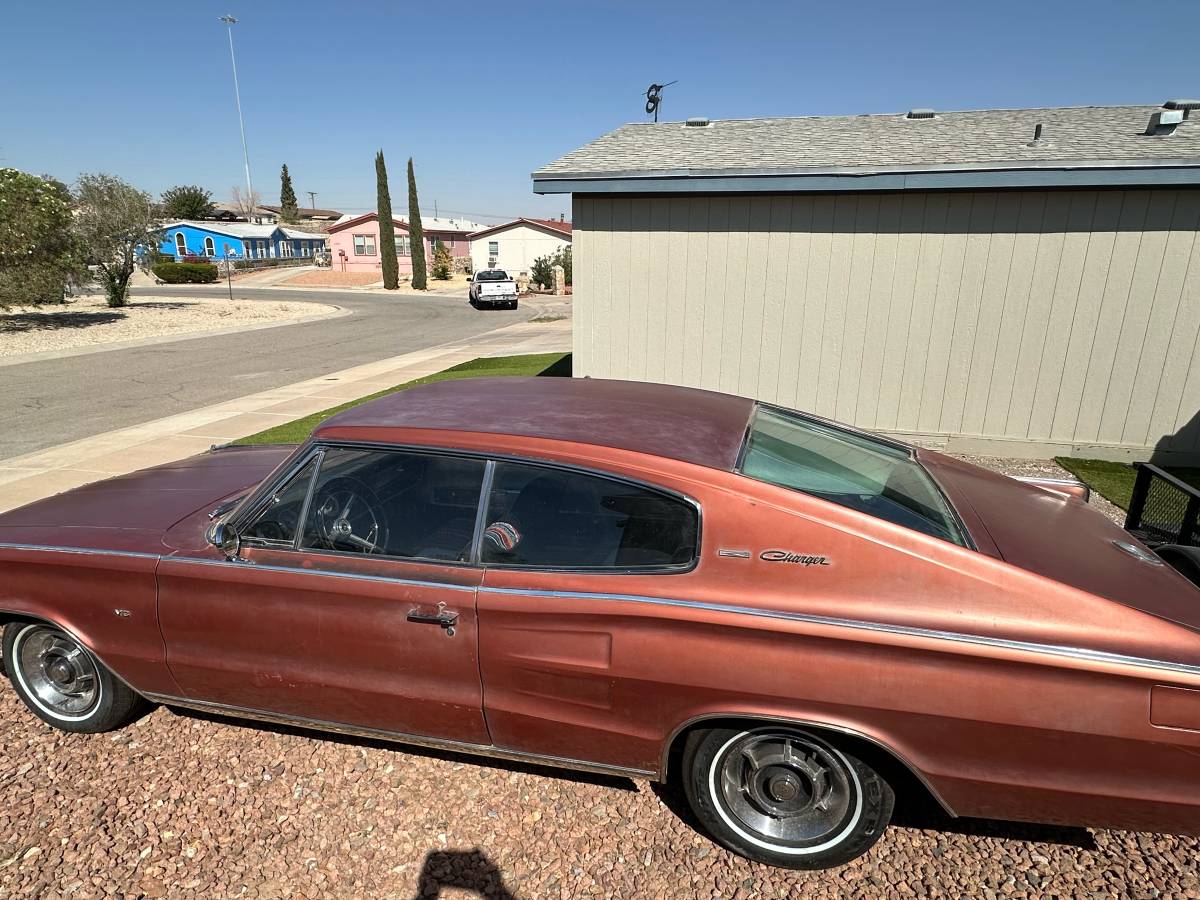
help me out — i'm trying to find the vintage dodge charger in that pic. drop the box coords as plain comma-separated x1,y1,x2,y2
3,377,1200,869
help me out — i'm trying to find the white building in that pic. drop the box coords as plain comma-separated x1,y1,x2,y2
468,218,572,276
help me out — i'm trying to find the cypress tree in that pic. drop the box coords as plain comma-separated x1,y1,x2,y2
375,151,399,290
279,164,299,224
407,157,427,290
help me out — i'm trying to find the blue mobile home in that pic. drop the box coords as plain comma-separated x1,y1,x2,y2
159,221,326,261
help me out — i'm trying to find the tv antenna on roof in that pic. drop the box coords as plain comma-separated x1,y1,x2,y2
644,81,677,122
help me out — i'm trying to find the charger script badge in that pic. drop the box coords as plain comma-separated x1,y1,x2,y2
760,550,830,566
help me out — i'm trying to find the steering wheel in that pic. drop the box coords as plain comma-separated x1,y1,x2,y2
309,476,389,554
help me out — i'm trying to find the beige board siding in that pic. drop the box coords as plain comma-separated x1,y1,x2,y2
573,189,1200,462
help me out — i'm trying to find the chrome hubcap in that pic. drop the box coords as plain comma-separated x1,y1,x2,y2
715,730,856,849
16,626,100,717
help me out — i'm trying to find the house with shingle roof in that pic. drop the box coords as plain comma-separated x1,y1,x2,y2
467,217,572,277
534,102,1200,464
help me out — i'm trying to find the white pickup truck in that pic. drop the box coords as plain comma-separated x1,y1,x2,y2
467,269,518,309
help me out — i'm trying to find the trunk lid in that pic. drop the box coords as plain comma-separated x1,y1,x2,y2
920,449,1200,631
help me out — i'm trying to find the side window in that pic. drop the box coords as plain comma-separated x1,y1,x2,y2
240,457,318,547
480,462,698,569
300,447,485,562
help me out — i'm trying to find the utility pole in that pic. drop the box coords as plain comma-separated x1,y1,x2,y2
219,15,254,204
306,191,318,210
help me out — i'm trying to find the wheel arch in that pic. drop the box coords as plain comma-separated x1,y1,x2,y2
0,609,144,696
660,712,957,818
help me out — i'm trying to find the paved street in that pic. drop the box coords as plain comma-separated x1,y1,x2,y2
0,286,528,462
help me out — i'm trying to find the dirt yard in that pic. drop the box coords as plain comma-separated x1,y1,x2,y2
0,295,337,359
282,271,381,288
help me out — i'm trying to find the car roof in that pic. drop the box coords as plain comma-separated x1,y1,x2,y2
315,376,756,470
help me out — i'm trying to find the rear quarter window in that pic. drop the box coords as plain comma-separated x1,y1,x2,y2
480,462,698,569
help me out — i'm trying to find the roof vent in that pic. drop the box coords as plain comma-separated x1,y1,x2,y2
1145,109,1185,135
905,108,936,120
684,117,711,127
1026,122,1046,146
1163,99,1200,123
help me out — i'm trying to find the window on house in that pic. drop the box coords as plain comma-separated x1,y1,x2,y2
203,236,215,257
354,235,376,256
256,239,267,258
395,236,411,256
243,241,251,257
174,232,187,256
479,462,698,569
488,241,499,256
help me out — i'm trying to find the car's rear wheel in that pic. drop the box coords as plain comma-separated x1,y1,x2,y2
3,622,145,733
682,725,894,869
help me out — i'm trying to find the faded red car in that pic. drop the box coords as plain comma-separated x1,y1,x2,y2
3,377,1200,870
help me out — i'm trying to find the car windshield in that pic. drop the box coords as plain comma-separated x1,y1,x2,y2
738,405,967,546
476,270,509,281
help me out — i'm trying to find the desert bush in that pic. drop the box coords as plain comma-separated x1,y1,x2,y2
153,262,219,284
431,240,452,280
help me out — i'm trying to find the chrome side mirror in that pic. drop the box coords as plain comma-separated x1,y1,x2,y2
208,521,241,561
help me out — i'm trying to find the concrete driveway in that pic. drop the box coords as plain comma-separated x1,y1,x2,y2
0,286,532,462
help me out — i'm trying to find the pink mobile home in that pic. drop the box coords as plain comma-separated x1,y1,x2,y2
326,213,478,276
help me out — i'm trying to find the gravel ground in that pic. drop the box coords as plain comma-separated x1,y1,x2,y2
0,295,335,358
1,457,1195,898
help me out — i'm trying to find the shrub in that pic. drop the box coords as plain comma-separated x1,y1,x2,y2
153,262,219,284
0,169,83,308
529,246,571,289
431,240,452,280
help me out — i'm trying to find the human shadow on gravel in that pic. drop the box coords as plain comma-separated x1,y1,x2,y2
413,849,515,899
164,706,639,793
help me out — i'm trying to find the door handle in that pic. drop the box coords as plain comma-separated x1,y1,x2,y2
407,604,459,628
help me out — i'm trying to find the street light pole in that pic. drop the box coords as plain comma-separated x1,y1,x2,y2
219,15,254,205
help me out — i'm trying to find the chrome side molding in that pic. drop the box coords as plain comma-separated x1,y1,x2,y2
141,693,656,780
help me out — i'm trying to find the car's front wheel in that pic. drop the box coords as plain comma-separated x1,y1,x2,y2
682,725,894,869
3,622,145,733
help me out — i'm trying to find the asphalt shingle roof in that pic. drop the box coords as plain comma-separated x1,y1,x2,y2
534,105,1200,179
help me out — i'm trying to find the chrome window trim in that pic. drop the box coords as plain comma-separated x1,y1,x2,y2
237,444,489,569
478,585,1200,679
468,460,497,564
140,692,655,780
230,443,323,534
291,448,325,551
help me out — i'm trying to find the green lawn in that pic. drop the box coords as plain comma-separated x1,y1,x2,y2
1054,457,1200,510
234,352,571,446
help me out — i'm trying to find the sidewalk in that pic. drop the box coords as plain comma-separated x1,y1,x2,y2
0,315,570,513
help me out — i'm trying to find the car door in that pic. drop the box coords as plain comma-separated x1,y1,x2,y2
157,444,491,744
474,459,702,771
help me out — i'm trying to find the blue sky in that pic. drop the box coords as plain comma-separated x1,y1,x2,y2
1,0,1195,224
